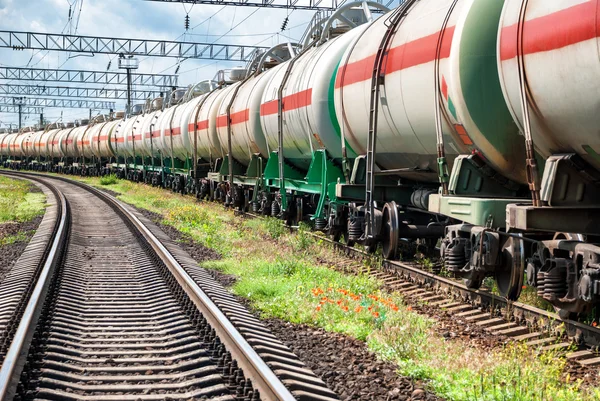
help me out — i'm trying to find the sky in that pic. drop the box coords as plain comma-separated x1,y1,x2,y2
0,0,319,128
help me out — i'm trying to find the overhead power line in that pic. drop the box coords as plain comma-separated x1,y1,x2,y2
0,30,268,61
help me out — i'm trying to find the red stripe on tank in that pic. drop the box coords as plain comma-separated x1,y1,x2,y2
335,27,456,89
500,1,599,61
216,109,249,128
99,135,108,141
188,119,209,132
260,88,313,116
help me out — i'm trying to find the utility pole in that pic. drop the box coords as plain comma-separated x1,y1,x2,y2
39,113,44,127
89,108,92,121
118,55,140,116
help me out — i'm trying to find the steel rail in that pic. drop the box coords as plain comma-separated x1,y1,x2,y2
3,172,298,401
0,172,69,400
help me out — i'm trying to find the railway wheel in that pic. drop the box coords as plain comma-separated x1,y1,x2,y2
495,236,525,301
381,201,400,260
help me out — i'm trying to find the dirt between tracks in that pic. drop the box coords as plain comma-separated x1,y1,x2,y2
0,215,43,286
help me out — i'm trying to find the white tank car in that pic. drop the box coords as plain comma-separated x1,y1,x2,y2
0,133,10,157
100,119,121,159
64,126,86,158
214,69,275,166
497,0,600,174
58,126,76,157
168,97,200,161
335,0,478,183
189,87,230,161
22,131,37,158
110,120,127,159
155,106,177,160
90,119,120,159
74,126,91,159
140,106,163,159
116,115,141,159
261,25,371,170
47,128,65,159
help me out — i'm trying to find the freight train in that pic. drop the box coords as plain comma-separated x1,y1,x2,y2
1,0,599,319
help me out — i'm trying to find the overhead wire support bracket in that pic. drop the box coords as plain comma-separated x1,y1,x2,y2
0,84,164,100
0,66,178,87
0,96,116,109
0,30,269,61
0,105,43,114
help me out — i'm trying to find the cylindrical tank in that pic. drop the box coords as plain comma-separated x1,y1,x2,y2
0,133,13,157
497,0,600,175
92,120,121,158
110,120,126,159
168,98,199,161
22,131,38,158
189,88,229,161
140,110,162,159
64,126,85,158
335,0,523,183
47,129,64,159
215,70,275,166
116,115,143,159
155,106,177,160
261,25,371,170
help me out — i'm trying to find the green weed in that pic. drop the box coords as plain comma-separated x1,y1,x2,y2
99,174,118,185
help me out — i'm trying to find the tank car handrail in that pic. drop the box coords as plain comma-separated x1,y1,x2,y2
252,42,300,77
319,1,390,44
432,0,460,196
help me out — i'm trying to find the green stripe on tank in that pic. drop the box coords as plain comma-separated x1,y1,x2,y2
448,97,457,120
459,0,520,155
583,145,600,162
328,58,356,156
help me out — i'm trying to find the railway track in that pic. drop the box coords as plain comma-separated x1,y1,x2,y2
309,233,600,365
0,171,338,401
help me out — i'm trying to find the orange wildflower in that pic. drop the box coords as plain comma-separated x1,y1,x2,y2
342,306,349,312
391,305,399,312
593,322,598,327
354,306,363,313
372,311,380,318
316,306,321,311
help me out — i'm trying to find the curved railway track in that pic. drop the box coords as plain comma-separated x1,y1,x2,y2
0,171,338,401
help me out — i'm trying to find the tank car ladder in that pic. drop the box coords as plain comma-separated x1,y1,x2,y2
364,0,416,241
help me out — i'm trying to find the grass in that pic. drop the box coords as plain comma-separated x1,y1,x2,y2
0,230,35,246
0,176,46,223
99,174,118,185
58,175,600,401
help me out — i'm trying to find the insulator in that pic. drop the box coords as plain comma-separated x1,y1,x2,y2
280,16,289,31
107,61,112,70
185,14,190,30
